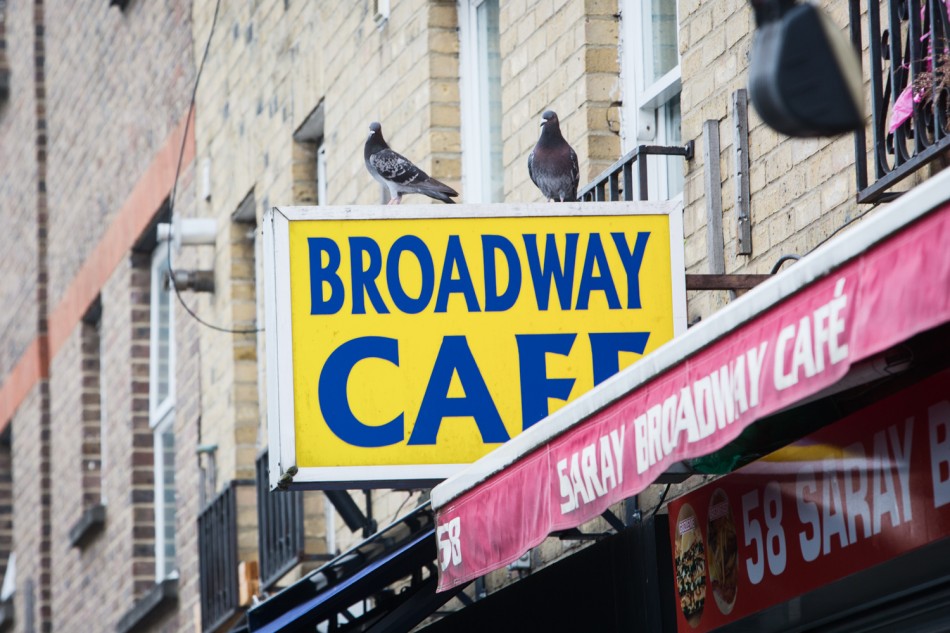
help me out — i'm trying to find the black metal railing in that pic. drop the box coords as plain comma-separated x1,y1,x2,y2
578,143,694,202
256,451,305,590
198,479,253,633
851,0,950,203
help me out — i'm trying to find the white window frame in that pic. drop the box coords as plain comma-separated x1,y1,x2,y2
374,0,390,27
621,0,682,199
149,241,177,580
149,242,176,427
153,413,177,581
458,0,502,203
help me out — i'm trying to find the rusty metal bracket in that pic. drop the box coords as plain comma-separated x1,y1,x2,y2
685,274,772,290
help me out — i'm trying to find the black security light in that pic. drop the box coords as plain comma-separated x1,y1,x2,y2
748,0,864,136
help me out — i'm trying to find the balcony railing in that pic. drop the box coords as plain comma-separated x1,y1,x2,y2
198,479,253,633
578,143,694,202
851,0,950,203
256,451,305,590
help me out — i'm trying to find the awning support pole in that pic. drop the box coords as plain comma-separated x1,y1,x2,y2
600,509,626,533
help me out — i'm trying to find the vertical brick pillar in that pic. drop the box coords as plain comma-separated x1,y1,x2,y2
0,433,11,582
0,0,9,101
80,317,103,508
128,252,155,597
32,0,52,630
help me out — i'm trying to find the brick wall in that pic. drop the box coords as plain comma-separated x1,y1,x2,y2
676,0,887,322
48,324,85,628
500,0,622,202
127,250,157,600
0,0,38,382
35,0,198,630
12,389,42,633
46,185,198,632
44,1,195,308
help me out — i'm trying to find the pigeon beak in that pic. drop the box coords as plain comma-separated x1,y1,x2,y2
539,118,547,127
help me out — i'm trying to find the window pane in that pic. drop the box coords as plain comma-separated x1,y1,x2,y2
158,424,177,578
153,251,172,408
642,0,678,84
476,0,504,202
665,95,684,195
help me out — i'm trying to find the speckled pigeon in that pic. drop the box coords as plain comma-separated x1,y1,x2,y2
528,110,579,202
364,122,459,204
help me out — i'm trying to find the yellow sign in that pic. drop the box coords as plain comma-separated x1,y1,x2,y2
265,204,685,488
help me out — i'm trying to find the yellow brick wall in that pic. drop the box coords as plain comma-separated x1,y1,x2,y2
501,0,623,202
676,0,922,322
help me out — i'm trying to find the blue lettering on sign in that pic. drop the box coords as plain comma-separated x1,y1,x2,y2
307,231,655,316
612,232,650,309
576,234,621,310
516,333,577,429
306,229,664,446
435,236,482,313
349,237,390,315
482,235,522,312
314,332,653,446
308,237,344,315
386,235,435,314
589,332,650,385
408,336,509,445
318,336,403,447
523,233,579,310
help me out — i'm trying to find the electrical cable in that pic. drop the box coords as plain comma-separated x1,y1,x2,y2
389,490,419,524
769,253,801,274
165,0,263,335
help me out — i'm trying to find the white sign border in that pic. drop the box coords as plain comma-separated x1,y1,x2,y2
265,200,687,490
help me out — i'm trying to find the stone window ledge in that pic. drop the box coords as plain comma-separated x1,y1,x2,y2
115,578,177,633
68,504,106,549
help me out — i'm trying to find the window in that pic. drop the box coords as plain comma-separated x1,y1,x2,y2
149,241,176,580
459,0,503,203
374,0,390,27
621,0,683,199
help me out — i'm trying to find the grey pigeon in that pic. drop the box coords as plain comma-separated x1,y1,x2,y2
528,110,579,202
364,122,459,204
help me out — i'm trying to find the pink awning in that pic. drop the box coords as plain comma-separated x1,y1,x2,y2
431,170,950,592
